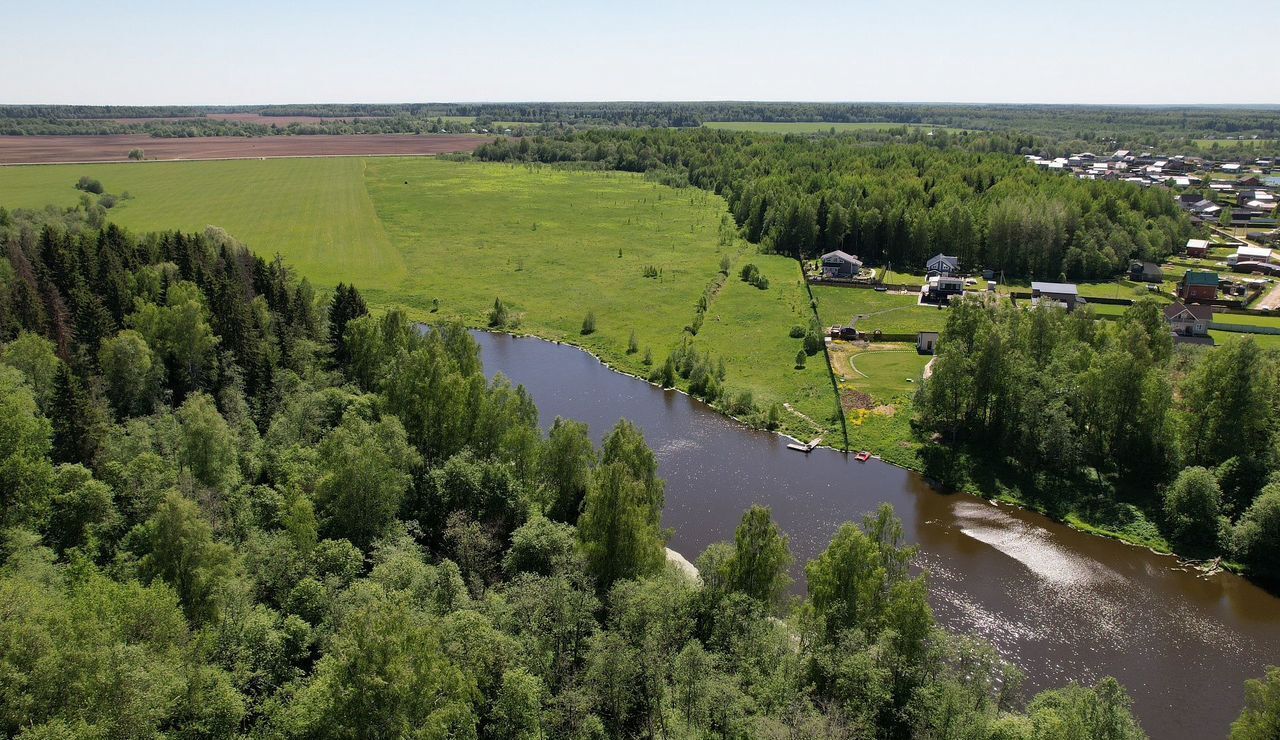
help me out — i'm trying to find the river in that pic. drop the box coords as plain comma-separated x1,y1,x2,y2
472,330,1280,739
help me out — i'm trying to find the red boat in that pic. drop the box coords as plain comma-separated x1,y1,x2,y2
855,451,871,462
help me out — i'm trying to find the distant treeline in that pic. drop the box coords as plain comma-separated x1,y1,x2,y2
3,102,1277,154
476,129,1195,279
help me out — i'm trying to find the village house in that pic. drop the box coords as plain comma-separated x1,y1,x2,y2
1228,245,1275,267
926,253,960,276
1185,238,1210,258
921,274,964,304
1164,303,1213,337
1129,260,1164,283
1180,270,1219,302
820,250,862,278
1030,281,1084,312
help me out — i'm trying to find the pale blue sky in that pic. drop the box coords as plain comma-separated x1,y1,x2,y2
3,0,1275,105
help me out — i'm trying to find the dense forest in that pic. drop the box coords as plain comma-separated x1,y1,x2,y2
475,129,1195,279
915,298,1280,584
4,102,1278,155
0,202,1191,737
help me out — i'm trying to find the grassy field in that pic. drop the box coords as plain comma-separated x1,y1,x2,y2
843,349,929,403
0,157,844,438
0,159,403,289
702,121,966,134
811,287,946,335
694,255,842,441
1210,313,1280,329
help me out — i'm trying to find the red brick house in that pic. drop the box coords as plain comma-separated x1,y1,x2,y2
1180,270,1218,302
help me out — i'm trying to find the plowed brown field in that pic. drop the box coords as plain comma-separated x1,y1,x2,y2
0,134,487,164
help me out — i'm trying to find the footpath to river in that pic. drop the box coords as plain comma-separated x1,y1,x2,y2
470,329,1280,740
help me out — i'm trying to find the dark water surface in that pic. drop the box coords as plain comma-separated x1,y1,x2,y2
473,331,1280,739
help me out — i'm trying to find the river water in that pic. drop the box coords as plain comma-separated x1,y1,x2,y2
472,331,1280,739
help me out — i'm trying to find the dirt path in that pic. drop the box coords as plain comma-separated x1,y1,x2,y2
1253,280,1280,311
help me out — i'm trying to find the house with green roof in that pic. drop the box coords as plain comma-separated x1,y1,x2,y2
1179,270,1218,302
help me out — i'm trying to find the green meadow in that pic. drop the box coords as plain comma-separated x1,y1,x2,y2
694,255,843,440
0,157,837,440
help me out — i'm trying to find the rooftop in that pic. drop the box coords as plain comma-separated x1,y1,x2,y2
1031,281,1078,295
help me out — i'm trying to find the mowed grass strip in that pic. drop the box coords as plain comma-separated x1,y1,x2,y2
362,159,731,380
695,255,842,439
0,158,403,289
811,286,946,335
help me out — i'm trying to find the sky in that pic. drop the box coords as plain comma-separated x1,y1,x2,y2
4,0,1277,106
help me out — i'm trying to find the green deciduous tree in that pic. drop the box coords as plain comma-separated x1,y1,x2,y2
540,417,596,523
98,329,157,416
136,490,237,623
315,413,419,549
1163,466,1223,552
1232,666,1280,740
726,505,792,609
177,392,239,492
1232,483,1280,583
578,462,665,591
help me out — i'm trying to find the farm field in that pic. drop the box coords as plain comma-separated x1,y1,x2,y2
694,255,842,442
0,158,403,288
702,121,966,134
0,157,841,433
811,286,947,335
0,134,484,164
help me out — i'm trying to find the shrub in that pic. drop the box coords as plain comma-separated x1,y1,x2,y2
98,194,118,209
719,255,732,275
740,263,760,283
789,324,806,339
766,404,782,430
127,148,145,160
803,330,823,355
581,311,596,335
795,350,807,369
642,348,653,366
626,330,639,354
488,297,509,329
75,176,104,194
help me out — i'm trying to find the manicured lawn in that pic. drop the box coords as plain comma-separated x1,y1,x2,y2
702,121,966,134
827,342,926,466
1211,312,1280,329
695,255,842,440
811,286,946,335
880,269,928,286
843,349,929,403
1211,330,1280,349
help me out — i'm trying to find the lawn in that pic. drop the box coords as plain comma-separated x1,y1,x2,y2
1211,330,1280,349
811,286,946,335
695,255,843,442
1210,313,1280,329
702,121,966,134
827,342,927,466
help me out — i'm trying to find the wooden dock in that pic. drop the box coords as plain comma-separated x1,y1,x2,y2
787,437,823,453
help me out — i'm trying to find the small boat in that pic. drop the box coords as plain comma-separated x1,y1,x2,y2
855,451,872,462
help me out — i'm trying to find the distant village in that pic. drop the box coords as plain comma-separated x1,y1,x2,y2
1025,149,1279,237
811,146,1280,354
